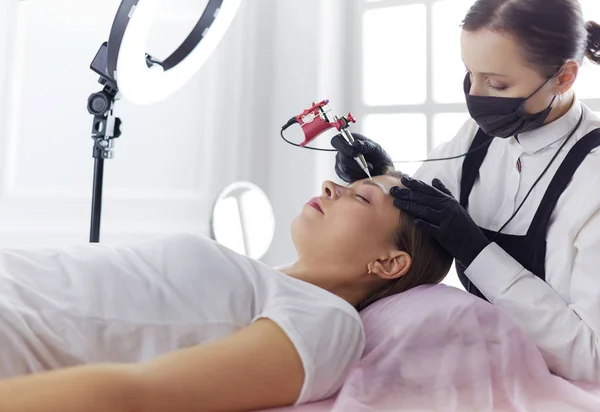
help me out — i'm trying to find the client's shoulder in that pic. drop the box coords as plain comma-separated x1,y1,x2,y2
268,272,363,321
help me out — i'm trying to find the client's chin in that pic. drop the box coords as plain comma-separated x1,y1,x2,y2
290,214,315,248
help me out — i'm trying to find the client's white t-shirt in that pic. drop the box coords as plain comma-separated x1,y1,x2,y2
0,234,364,404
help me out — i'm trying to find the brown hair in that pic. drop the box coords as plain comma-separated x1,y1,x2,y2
356,170,453,311
461,0,600,78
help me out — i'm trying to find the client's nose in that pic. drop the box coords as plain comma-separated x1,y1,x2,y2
321,181,341,200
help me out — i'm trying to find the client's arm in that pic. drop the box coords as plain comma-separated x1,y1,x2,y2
0,319,304,412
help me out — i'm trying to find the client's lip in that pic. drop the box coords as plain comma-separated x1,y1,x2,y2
306,197,324,214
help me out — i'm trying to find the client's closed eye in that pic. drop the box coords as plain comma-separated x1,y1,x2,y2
355,194,371,204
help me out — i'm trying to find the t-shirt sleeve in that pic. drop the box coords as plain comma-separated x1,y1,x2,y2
254,300,365,405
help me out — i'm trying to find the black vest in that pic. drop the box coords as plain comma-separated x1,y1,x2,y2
456,128,600,300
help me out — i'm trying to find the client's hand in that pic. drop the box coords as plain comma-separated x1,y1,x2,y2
391,176,490,268
331,133,394,183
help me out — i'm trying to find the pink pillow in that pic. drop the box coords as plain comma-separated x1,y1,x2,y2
332,284,600,411
265,285,600,411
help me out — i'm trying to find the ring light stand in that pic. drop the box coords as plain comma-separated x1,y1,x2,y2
86,0,241,242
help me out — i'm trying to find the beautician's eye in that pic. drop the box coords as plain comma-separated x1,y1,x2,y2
486,78,508,91
355,194,371,204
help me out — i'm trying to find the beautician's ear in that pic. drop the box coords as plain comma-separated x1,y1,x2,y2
369,252,412,280
555,61,579,94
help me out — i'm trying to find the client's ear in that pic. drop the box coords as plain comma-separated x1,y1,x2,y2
369,251,412,280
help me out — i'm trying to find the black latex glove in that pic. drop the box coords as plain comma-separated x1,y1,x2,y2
331,133,394,183
391,176,490,268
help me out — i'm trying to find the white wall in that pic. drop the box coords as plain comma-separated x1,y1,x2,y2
0,0,349,265
260,0,352,264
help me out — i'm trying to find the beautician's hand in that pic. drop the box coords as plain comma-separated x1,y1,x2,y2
391,176,490,268
331,133,394,183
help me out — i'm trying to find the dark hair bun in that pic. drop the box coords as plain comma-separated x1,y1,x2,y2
585,20,600,64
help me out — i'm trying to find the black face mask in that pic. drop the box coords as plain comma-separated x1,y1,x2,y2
464,74,557,138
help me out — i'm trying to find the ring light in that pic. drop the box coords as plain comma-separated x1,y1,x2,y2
107,0,242,105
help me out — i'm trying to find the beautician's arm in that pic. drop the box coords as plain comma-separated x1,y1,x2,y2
466,203,600,383
0,319,304,412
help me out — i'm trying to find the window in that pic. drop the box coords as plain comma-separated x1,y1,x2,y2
363,113,427,175
432,0,474,104
355,0,600,289
362,5,427,106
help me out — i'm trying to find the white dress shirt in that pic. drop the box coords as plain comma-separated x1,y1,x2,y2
413,99,600,383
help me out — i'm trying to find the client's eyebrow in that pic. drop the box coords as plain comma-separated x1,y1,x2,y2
361,181,389,195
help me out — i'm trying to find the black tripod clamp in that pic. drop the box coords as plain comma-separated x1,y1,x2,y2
88,84,121,160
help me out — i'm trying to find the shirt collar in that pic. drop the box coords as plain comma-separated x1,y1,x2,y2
514,99,582,154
